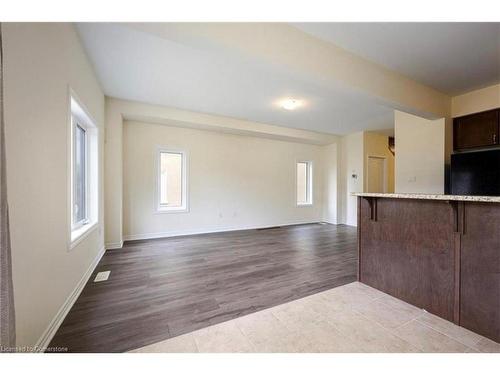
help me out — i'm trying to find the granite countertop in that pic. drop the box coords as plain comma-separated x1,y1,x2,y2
352,192,500,203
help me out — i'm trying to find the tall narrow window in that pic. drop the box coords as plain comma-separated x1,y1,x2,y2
70,95,98,247
73,121,87,227
158,150,187,212
296,161,313,205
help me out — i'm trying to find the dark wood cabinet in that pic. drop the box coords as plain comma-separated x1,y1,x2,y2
358,198,456,321
460,203,500,343
358,197,500,342
454,109,499,150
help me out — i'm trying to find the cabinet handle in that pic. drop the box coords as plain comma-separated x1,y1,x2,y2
494,134,497,143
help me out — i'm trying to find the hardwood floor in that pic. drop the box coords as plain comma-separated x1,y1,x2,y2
49,223,358,352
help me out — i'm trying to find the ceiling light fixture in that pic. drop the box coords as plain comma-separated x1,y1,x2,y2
281,98,301,111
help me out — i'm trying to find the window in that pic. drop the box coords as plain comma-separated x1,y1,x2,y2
73,122,87,227
296,161,313,205
157,149,188,212
70,96,98,247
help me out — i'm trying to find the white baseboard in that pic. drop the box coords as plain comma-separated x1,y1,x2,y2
34,245,105,352
343,223,358,227
321,220,338,225
123,221,320,242
105,240,124,250
322,218,358,227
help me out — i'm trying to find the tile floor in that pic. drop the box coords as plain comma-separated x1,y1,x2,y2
130,282,500,353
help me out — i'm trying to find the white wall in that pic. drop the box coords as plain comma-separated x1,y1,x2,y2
3,23,105,347
104,99,124,249
123,121,325,239
322,143,340,224
339,132,364,226
395,110,445,194
105,98,337,247
129,24,450,119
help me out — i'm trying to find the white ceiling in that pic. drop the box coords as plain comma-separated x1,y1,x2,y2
294,23,500,95
76,23,394,136
76,23,499,136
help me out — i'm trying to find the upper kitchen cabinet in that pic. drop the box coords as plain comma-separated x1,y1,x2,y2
454,109,500,151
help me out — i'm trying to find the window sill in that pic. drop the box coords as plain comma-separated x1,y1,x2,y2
70,221,98,251
297,203,313,207
155,206,189,214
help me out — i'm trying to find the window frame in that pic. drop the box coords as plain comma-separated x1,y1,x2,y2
296,160,313,207
155,147,189,214
68,92,99,250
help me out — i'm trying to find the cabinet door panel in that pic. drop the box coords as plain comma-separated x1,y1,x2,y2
454,110,499,150
359,198,456,321
460,203,500,343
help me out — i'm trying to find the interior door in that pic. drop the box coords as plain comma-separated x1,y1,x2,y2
367,156,386,193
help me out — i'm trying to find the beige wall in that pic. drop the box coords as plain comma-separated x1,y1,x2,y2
451,83,500,117
363,132,395,193
339,132,364,226
123,121,325,239
395,111,445,194
3,23,105,347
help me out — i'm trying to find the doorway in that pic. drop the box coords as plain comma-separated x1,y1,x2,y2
367,156,387,193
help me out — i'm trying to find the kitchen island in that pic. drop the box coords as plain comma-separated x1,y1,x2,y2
354,193,500,343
